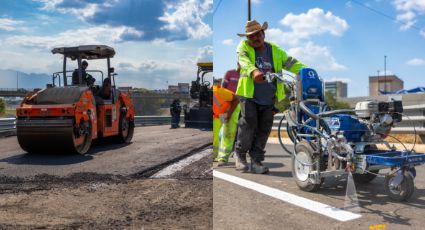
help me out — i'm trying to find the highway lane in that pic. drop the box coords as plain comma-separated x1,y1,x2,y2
213,142,425,230
0,125,211,178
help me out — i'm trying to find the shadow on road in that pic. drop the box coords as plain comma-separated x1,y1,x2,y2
0,139,132,166
312,176,425,227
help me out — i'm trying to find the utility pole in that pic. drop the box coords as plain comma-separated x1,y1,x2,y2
16,71,18,90
377,70,380,94
248,0,251,20
384,55,387,92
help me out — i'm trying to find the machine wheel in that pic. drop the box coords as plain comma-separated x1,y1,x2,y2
117,113,134,143
353,170,379,184
384,171,415,201
278,113,293,154
292,141,322,192
72,119,92,154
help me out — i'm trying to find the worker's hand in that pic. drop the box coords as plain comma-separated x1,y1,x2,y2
252,69,265,83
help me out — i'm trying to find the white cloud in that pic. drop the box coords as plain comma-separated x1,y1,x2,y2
0,17,24,31
267,8,348,46
392,0,425,30
407,58,425,66
222,39,234,46
288,42,346,71
279,8,348,42
2,25,144,50
37,0,100,19
266,9,348,72
252,0,262,4
266,28,300,47
197,45,213,62
159,0,213,40
114,58,199,89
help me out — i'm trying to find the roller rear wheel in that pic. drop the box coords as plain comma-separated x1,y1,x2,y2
117,113,134,143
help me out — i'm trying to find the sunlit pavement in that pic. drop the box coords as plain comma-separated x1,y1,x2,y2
213,142,425,230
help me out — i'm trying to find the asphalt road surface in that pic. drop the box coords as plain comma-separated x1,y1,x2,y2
0,125,210,177
0,126,212,229
213,142,425,230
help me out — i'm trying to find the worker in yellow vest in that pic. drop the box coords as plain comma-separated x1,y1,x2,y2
235,20,306,173
213,80,239,165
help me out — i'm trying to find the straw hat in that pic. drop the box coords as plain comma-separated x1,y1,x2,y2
237,20,268,37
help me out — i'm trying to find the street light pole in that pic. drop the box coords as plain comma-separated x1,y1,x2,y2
384,55,387,92
248,0,251,21
377,70,380,94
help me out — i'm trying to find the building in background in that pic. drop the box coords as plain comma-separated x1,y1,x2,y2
369,75,404,97
168,83,190,94
168,85,179,93
325,81,348,98
177,83,190,93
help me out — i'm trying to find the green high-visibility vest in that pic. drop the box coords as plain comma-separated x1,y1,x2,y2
236,40,306,102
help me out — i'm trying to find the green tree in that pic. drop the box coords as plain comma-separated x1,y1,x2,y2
0,98,5,117
325,90,350,110
130,88,166,115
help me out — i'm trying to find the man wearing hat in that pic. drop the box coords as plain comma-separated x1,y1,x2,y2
234,20,307,174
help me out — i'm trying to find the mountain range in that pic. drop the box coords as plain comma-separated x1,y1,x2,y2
0,69,51,89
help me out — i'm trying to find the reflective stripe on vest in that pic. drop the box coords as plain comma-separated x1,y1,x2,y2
213,94,222,108
284,56,298,70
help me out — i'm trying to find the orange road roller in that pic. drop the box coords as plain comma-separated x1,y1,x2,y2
16,45,135,154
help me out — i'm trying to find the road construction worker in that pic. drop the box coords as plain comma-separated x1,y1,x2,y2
72,60,95,86
222,63,241,93
212,79,222,159
94,77,112,105
234,20,306,174
170,99,181,129
97,77,112,100
216,65,241,166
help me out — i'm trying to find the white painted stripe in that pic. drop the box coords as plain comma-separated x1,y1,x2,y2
151,149,212,178
213,170,362,222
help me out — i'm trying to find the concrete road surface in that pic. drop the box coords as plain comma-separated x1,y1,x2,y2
214,142,425,230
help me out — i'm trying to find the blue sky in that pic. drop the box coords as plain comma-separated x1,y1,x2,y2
0,0,212,89
213,0,425,97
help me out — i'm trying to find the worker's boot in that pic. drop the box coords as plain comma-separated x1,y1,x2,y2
250,161,269,174
234,152,249,172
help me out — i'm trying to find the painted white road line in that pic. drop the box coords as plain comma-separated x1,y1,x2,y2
267,137,294,145
213,170,362,222
151,149,212,178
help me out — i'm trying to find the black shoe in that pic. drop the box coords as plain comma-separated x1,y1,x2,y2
250,162,269,174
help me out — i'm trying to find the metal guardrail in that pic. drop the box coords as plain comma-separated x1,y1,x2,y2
134,115,184,126
0,118,16,136
0,116,183,137
272,105,425,134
